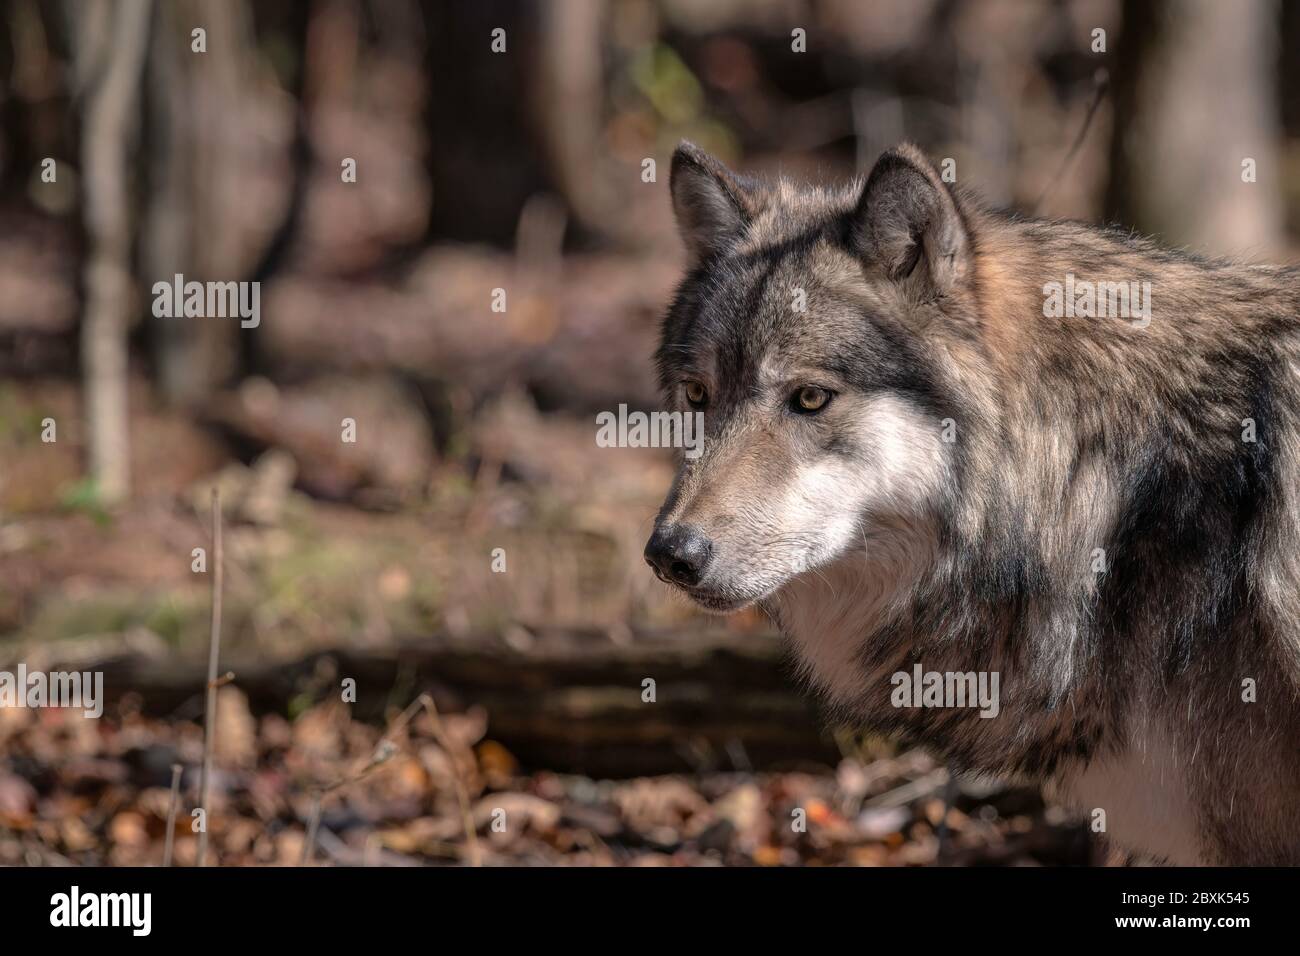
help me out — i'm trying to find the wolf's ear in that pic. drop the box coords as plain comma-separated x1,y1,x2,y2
852,145,969,295
670,142,762,265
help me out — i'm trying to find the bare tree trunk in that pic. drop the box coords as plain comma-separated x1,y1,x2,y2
1108,0,1283,256
145,0,294,399
142,0,200,406
190,1,257,287
75,0,152,504
535,0,608,229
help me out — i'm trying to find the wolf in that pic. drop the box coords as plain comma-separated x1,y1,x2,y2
644,140,1300,865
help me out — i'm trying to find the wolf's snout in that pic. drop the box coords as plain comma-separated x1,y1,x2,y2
644,524,713,587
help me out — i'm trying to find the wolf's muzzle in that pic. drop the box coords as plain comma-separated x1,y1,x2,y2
644,524,713,588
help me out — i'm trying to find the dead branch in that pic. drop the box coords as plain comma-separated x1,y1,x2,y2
163,762,182,866
195,487,223,866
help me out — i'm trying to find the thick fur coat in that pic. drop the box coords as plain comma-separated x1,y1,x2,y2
646,141,1300,864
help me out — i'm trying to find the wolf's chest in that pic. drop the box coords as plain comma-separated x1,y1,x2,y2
1047,731,1203,864
771,550,919,707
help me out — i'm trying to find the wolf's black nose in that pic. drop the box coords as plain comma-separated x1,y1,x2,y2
644,524,712,587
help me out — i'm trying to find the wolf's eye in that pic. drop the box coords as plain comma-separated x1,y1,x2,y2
684,381,708,407
793,386,831,413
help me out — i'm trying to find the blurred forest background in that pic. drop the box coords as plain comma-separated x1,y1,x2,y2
0,0,1297,867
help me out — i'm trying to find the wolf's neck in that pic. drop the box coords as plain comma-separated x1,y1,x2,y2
768,515,940,705
972,211,1300,349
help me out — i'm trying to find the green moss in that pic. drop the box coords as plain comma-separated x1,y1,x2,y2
19,590,208,645
57,478,114,528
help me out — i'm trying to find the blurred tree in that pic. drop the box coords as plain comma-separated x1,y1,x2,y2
141,0,198,405
1108,0,1284,256
143,0,289,405
73,0,153,505
536,0,612,232
424,0,550,244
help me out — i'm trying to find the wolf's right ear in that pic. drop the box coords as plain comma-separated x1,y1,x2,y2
670,142,762,265
852,144,969,296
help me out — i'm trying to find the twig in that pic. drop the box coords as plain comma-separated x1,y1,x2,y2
299,694,424,864
934,773,962,864
418,693,483,867
301,794,322,866
195,487,223,867
163,763,182,867
863,768,951,809
379,693,428,748
297,691,484,867
1032,68,1110,215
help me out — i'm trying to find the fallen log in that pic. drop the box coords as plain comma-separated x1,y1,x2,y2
20,628,842,778
258,249,679,416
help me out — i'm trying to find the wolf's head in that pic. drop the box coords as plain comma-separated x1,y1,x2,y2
645,142,982,612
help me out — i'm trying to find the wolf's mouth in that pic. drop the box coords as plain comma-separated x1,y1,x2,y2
684,588,755,613
648,564,770,613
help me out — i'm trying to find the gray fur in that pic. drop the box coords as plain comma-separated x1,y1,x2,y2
648,140,1300,865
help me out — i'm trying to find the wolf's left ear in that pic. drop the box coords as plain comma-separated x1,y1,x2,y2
852,145,969,295
670,142,764,265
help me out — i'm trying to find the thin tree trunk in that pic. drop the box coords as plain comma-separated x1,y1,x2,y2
535,0,607,228
1108,0,1283,256
76,0,153,504
142,0,199,406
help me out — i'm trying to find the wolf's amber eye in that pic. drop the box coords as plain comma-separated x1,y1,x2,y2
684,381,708,407
794,386,831,413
